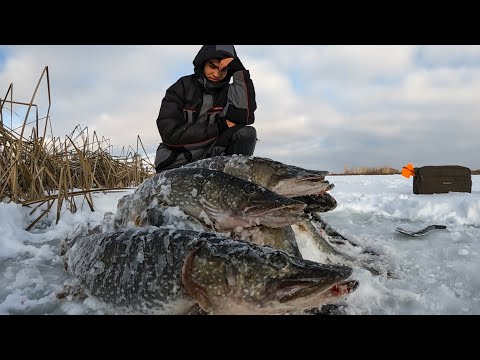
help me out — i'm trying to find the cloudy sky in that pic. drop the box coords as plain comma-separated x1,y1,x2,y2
1,45,479,173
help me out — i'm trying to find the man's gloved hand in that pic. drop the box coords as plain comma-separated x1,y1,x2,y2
219,57,245,73
218,119,236,135
210,124,243,158
218,119,229,134
215,125,239,148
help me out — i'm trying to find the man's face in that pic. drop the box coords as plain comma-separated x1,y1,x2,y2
203,59,228,82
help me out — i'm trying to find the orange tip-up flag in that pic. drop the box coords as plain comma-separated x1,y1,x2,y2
401,163,415,178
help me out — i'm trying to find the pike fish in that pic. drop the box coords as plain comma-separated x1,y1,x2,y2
180,156,346,256
64,227,358,315
181,155,334,197
114,167,307,232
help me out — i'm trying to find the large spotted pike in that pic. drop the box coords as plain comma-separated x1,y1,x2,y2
64,227,358,315
180,156,343,255
114,167,307,232
180,155,339,223
179,156,340,256
181,155,334,198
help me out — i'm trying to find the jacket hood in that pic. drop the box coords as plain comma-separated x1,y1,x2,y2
193,45,237,69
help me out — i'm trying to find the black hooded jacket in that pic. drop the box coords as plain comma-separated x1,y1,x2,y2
156,45,257,150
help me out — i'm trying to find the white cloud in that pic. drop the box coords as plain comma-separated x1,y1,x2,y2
418,45,480,67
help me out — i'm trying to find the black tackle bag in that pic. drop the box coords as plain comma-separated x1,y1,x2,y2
413,165,472,194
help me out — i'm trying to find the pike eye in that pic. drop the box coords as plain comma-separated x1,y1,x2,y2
267,253,288,270
244,183,256,194
270,163,281,170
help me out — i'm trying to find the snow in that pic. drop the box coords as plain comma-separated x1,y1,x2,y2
1,174,479,315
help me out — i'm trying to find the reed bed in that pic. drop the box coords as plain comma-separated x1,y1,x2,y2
1,66,154,230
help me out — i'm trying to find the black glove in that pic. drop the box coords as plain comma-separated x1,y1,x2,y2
218,119,230,135
215,125,241,148
209,125,244,157
227,57,245,72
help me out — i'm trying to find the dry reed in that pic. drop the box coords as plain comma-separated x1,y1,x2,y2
1,66,154,230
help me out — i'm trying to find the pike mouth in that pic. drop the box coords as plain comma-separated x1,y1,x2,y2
276,279,359,303
292,193,338,213
273,178,335,197
297,176,326,181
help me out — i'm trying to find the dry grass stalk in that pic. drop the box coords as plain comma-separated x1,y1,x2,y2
1,66,155,230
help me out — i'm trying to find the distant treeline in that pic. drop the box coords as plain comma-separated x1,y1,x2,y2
330,167,480,175
331,166,400,175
